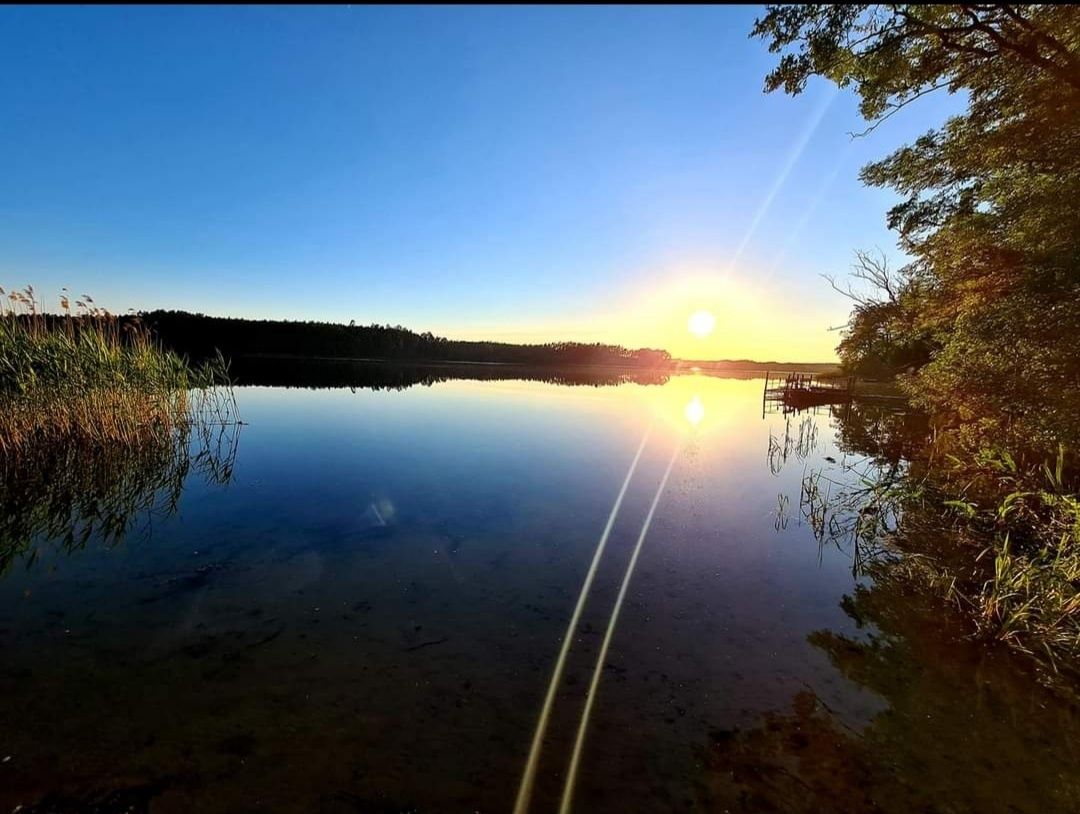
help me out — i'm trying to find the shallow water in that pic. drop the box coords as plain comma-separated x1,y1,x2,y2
1,371,1078,813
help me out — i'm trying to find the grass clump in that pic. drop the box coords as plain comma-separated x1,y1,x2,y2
0,286,232,453
934,446,1080,666
816,439,1080,672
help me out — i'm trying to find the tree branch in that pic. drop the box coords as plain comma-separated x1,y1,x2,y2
848,79,955,137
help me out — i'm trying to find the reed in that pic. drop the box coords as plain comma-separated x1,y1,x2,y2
0,285,239,570
0,286,233,453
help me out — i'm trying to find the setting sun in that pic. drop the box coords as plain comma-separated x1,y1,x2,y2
687,310,716,338
684,394,705,426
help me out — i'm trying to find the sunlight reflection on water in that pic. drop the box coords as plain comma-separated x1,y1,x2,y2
0,371,1078,813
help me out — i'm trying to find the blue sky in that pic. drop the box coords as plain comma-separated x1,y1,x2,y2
0,6,961,360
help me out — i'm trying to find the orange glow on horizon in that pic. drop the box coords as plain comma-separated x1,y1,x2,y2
436,267,842,362
617,270,840,361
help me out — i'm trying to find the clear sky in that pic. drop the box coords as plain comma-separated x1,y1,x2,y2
1,5,961,361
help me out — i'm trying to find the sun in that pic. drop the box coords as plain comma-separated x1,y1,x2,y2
687,309,716,339
684,395,705,427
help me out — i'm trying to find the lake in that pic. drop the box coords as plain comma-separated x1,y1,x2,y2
2,368,1079,813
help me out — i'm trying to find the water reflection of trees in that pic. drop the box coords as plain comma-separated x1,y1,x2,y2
228,357,670,391
746,401,1080,809
830,400,930,467
706,570,1080,813
0,395,240,572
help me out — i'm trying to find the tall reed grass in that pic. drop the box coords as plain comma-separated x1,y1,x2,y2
0,286,233,453
0,286,239,569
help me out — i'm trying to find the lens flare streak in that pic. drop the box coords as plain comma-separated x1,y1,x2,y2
512,428,652,814
557,443,681,814
726,88,837,274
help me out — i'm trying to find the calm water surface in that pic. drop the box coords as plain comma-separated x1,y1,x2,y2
2,372,1078,813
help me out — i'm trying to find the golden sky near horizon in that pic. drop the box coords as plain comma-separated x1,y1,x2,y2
439,272,845,362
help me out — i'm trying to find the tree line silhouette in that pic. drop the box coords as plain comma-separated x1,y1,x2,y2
140,310,672,370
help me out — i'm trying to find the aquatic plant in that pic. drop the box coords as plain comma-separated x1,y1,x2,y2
0,285,240,569
797,457,909,577
0,286,234,452
795,419,1080,672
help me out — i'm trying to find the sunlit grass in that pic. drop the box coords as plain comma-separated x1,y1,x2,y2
0,285,239,570
0,285,233,453
802,437,1080,671
938,446,1080,666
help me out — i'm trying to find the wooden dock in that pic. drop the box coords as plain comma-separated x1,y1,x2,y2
763,371,854,415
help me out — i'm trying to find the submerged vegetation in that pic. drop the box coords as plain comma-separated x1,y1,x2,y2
755,5,1080,668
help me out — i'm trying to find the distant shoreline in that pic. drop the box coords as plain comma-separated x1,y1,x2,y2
234,352,840,375
130,311,839,375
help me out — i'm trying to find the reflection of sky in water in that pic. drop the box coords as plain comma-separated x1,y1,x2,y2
198,376,862,619
0,376,874,809
2,375,1074,812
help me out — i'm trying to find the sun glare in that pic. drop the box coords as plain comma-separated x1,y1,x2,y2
687,310,716,339
684,395,705,427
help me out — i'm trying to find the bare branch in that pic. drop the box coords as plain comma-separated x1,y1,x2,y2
825,249,906,308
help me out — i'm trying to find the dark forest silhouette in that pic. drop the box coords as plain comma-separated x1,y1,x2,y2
141,310,673,370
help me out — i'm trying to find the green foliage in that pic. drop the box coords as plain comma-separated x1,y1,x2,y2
755,7,1080,664
754,5,1080,449
816,398,1080,667
0,286,229,451
932,444,1080,661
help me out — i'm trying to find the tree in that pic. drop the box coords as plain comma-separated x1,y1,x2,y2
826,249,933,378
754,5,1080,449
